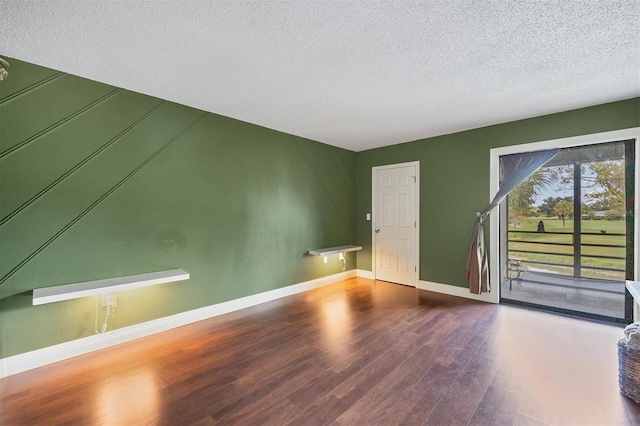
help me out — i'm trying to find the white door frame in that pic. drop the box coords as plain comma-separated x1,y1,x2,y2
372,161,420,285
489,127,640,305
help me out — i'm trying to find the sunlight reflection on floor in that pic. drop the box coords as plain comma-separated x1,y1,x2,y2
95,368,160,424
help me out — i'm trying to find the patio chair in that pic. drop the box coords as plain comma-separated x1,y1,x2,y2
506,258,523,290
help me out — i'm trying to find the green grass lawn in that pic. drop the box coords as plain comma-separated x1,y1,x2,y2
507,217,626,280
509,217,625,233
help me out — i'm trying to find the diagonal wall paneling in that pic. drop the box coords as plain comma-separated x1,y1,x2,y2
0,58,62,105
0,72,64,108
0,74,117,157
0,58,357,358
0,91,164,223
0,100,204,292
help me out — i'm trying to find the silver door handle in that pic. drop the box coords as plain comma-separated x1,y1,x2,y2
375,229,380,233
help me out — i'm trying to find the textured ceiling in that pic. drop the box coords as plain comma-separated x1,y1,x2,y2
1,1,639,151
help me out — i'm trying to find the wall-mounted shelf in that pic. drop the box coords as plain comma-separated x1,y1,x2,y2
32,269,190,306
308,245,362,257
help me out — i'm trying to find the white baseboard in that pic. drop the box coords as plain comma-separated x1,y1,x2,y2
418,280,498,304
356,269,375,279
354,270,497,304
353,270,497,304
0,269,356,378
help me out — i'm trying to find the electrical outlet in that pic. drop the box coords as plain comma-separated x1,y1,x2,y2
101,294,118,308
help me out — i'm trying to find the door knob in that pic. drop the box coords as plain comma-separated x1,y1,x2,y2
375,229,380,233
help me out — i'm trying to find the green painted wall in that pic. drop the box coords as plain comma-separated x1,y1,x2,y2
356,98,640,287
2,57,637,360
0,58,356,358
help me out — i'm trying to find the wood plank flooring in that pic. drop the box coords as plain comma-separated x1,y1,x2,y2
2,277,640,425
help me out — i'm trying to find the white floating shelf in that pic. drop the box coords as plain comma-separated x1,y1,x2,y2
308,245,362,257
33,269,190,306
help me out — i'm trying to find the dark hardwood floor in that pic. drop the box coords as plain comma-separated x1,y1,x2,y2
2,277,640,425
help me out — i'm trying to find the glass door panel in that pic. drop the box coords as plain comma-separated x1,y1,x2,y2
501,141,632,323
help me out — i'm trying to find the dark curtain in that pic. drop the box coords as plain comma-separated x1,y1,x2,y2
466,148,559,294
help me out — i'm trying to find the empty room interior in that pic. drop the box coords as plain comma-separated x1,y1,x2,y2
1,2,640,425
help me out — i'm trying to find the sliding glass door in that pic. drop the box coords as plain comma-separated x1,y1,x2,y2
500,140,634,323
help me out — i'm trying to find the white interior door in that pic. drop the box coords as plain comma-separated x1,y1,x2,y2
373,163,418,286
